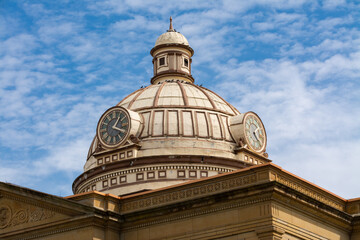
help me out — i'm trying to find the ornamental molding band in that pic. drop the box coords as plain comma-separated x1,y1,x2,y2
75,164,235,193
122,195,274,231
0,190,87,218
269,169,346,211
0,204,56,229
347,199,360,215
120,172,258,213
117,164,348,216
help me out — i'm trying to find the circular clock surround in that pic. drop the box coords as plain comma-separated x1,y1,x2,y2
97,107,131,148
243,112,267,153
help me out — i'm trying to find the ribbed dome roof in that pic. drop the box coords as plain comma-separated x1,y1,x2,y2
155,31,189,47
86,81,240,160
117,81,239,115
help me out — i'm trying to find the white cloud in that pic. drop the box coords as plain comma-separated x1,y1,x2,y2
0,161,31,184
222,0,312,12
38,22,78,44
273,139,360,199
22,3,51,17
213,48,360,198
246,32,282,43
1,0,359,199
111,15,162,32
0,34,38,56
33,138,89,174
322,0,346,9
88,0,216,15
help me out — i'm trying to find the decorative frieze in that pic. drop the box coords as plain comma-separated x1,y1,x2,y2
77,165,233,193
274,172,344,211
121,173,257,213
0,204,55,229
97,149,136,166
122,193,272,231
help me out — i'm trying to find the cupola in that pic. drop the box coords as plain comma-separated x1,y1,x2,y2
150,17,194,84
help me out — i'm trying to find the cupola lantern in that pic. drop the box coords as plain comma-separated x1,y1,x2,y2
150,17,194,84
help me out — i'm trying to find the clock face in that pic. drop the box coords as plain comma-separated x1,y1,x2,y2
97,107,130,148
244,113,266,152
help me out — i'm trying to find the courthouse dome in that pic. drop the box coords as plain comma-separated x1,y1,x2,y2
86,80,240,165
74,18,269,196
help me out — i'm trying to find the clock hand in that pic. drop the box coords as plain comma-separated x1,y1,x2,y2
252,131,257,140
254,128,262,144
112,126,126,132
112,117,120,130
252,127,258,140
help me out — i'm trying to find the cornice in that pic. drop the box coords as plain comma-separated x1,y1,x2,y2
72,164,352,219
0,183,96,216
0,214,115,240
150,71,194,84
346,198,360,215
117,164,348,213
268,166,346,211
111,164,356,231
119,169,260,214
121,186,275,230
119,180,353,233
150,43,194,56
272,184,352,230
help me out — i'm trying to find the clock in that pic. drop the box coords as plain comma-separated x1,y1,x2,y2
97,107,130,148
229,111,267,153
243,112,266,152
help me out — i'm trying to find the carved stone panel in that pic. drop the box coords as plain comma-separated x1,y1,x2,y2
0,197,68,233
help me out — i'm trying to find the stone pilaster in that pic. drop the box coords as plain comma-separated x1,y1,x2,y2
256,226,285,240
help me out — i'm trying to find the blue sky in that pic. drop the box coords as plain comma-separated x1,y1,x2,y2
0,0,359,198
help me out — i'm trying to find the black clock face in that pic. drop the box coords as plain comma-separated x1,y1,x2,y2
98,108,129,147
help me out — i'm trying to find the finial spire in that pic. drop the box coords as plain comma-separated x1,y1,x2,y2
169,16,174,32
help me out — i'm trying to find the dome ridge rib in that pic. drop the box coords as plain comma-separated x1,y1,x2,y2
192,84,217,110
127,85,151,109
202,87,240,115
176,81,189,106
117,88,143,106
154,81,167,107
